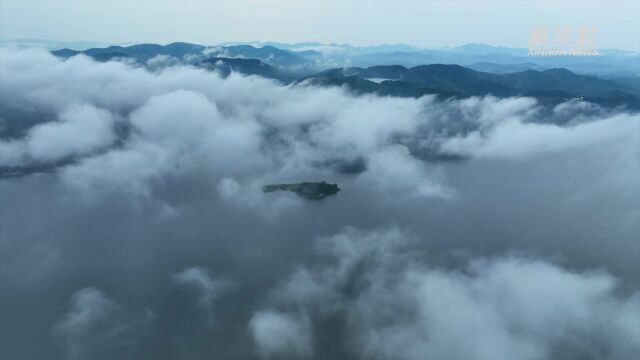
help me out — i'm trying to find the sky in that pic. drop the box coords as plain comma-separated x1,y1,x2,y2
0,0,638,50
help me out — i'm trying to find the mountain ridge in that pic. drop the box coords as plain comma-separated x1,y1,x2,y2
49,42,640,109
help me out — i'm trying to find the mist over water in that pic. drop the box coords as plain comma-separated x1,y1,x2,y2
1,48,639,360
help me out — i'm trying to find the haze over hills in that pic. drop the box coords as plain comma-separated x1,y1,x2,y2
302,65,640,108
49,41,640,109
49,40,640,75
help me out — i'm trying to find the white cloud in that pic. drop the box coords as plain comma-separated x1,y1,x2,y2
249,310,313,359
261,227,640,360
0,103,115,166
54,287,151,360
173,267,231,325
357,145,453,199
4,48,638,210
28,104,115,161
1,47,639,360
441,112,640,160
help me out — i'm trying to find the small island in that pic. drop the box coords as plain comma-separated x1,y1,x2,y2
263,181,341,200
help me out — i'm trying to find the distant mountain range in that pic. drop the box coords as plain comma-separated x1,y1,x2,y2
49,41,640,75
199,57,297,82
301,65,639,108
52,42,206,62
52,42,314,69
49,42,640,109
0,38,122,50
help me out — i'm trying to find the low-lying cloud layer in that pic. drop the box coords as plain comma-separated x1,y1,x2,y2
254,228,640,359
0,48,638,359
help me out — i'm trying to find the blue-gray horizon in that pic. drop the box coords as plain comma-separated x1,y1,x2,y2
1,0,639,51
